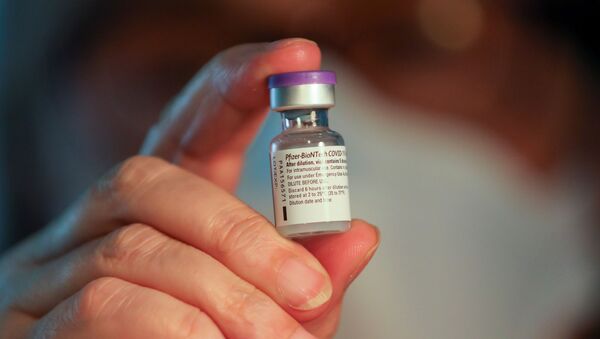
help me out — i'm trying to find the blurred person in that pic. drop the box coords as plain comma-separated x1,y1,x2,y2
1,0,599,338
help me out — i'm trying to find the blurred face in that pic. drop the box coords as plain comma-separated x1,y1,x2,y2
57,1,584,172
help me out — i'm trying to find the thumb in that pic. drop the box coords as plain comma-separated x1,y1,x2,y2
288,220,380,328
301,220,380,296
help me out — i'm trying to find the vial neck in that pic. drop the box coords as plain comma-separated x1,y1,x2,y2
281,109,329,131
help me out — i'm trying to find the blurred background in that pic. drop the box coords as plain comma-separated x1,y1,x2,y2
1,0,599,338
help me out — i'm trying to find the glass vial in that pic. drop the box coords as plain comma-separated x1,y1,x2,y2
268,71,351,238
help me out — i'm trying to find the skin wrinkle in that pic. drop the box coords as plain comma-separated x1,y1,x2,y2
176,255,252,339
107,157,174,220
213,279,266,337
179,308,216,339
77,278,120,322
98,225,170,274
212,270,290,338
216,212,267,257
204,201,249,256
207,203,290,277
229,215,278,259
103,285,134,320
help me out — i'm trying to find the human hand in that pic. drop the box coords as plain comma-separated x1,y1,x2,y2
0,39,379,339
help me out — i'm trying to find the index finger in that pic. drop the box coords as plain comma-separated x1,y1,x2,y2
106,157,333,313
141,38,321,191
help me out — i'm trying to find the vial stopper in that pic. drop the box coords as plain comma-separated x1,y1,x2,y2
268,71,336,111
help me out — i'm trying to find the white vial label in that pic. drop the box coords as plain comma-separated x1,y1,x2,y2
271,145,351,227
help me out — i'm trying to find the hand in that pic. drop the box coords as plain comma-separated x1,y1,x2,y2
0,39,379,339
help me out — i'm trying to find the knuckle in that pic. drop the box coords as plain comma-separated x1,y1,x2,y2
207,44,256,98
219,282,263,326
76,277,123,322
218,282,297,339
209,205,275,257
179,309,221,339
112,155,168,196
96,224,168,270
94,155,170,200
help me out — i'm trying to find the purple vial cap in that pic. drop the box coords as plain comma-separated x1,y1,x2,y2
268,70,336,88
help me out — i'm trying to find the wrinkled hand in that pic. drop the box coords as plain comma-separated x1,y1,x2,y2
0,39,379,339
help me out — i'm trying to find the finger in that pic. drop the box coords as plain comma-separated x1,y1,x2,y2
28,277,224,339
18,224,315,339
301,220,380,298
302,303,343,339
297,220,380,332
103,158,334,312
16,157,379,321
21,157,334,314
141,38,321,191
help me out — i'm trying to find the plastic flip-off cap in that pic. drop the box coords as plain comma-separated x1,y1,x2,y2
268,71,336,111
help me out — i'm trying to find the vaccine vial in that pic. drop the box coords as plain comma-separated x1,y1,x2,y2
268,71,351,238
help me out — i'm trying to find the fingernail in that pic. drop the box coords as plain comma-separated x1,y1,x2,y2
268,38,317,50
290,326,317,339
277,257,332,310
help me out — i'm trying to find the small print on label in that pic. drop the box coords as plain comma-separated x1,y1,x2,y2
271,145,351,227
